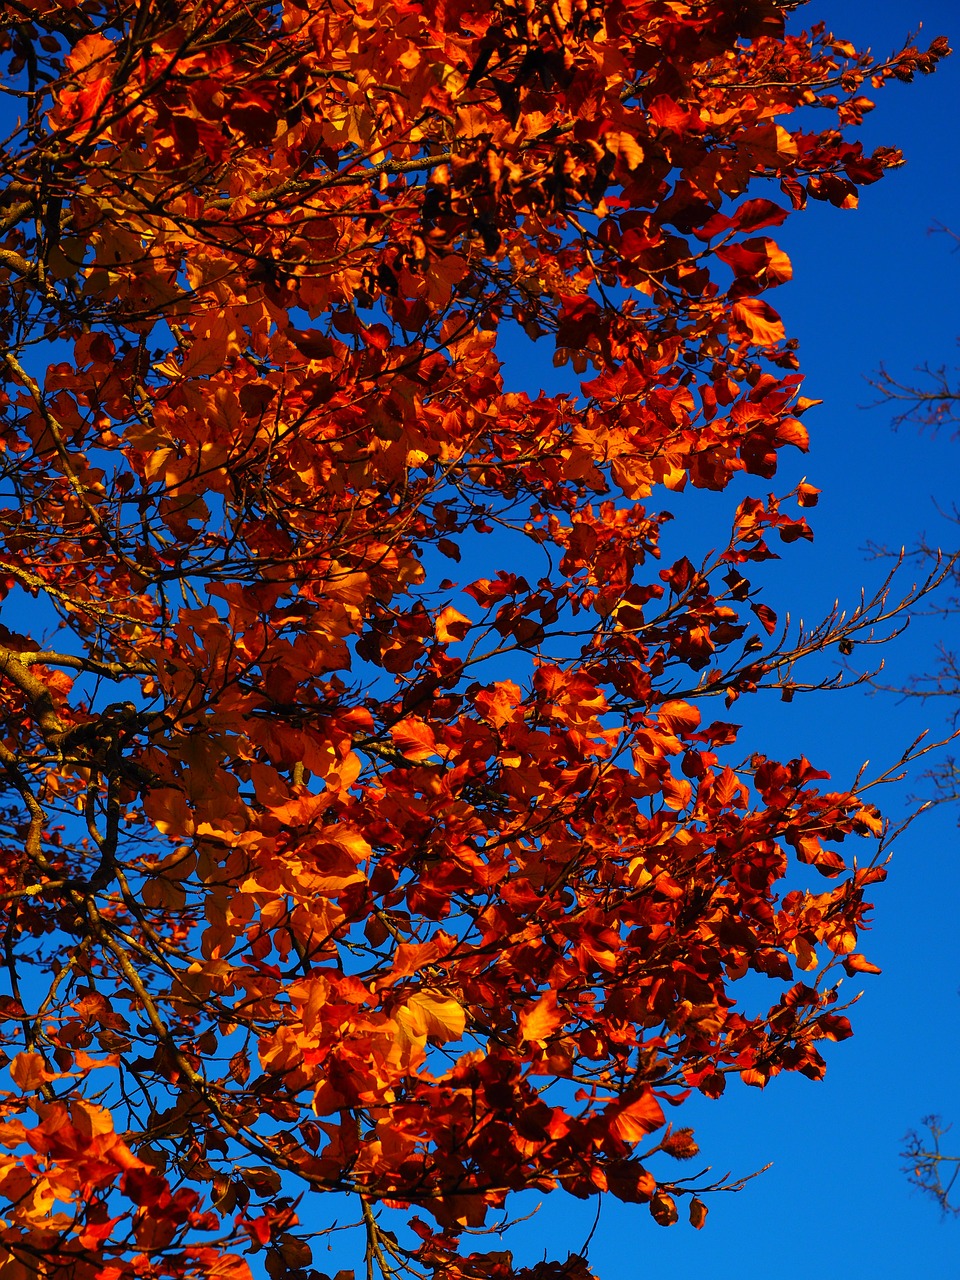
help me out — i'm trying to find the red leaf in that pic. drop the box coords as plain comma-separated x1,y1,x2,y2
731,198,790,233
751,602,778,635
649,1192,678,1227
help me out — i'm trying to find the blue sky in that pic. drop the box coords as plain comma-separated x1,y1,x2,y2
475,3,960,1277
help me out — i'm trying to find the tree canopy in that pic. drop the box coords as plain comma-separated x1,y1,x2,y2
0,3,949,1280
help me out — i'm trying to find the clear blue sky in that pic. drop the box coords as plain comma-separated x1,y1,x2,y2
471,3,960,1278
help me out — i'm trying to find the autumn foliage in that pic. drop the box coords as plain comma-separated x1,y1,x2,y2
0,3,948,1279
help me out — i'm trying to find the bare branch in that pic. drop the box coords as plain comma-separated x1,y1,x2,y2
903,1118,960,1217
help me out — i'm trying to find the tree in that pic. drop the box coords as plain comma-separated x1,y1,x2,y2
903,1118,960,1217
869,224,960,821
870,227,960,1216
0,3,948,1279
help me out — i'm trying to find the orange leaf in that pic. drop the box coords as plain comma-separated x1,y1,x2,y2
519,991,564,1043
604,131,645,169
66,32,115,73
649,1191,678,1227
790,936,818,972
10,1052,48,1091
732,298,786,346
473,680,523,728
435,605,472,644
842,953,882,976
391,717,438,762
609,1092,665,1142
397,992,466,1044
657,699,700,735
